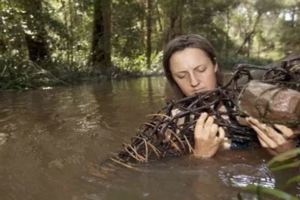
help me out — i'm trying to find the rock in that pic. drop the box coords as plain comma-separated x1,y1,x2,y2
238,80,300,127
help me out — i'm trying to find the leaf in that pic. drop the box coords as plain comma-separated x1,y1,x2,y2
268,148,300,167
269,160,300,171
286,175,300,186
244,184,298,200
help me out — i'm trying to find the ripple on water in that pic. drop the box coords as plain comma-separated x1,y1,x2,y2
0,133,8,146
218,163,275,188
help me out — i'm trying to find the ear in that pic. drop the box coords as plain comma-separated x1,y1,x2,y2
214,63,219,73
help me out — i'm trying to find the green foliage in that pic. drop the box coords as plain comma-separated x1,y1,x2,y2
111,0,145,58
112,51,163,76
0,57,50,89
0,0,299,89
0,1,27,60
279,20,300,53
268,148,300,171
244,184,298,200
183,0,238,53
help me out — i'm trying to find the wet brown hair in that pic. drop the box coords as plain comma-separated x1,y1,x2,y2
163,34,223,99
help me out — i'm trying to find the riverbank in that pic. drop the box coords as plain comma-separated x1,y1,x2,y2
0,54,271,90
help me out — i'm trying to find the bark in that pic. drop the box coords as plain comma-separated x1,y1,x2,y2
238,80,300,126
25,34,49,63
90,0,111,75
67,0,75,64
0,39,7,54
155,3,163,32
146,0,152,69
163,0,185,46
236,12,262,57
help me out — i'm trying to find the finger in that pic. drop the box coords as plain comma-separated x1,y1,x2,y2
201,116,214,139
273,124,294,138
257,136,268,148
245,117,251,124
195,112,208,130
218,127,225,139
247,117,264,129
214,127,225,145
209,124,218,138
246,117,262,129
264,126,286,146
246,117,257,124
204,116,214,130
247,117,267,133
250,124,277,149
195,112,208,138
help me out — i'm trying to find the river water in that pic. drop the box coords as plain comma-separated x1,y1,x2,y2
0,77,298,200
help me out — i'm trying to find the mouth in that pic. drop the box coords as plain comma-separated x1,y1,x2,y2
194,88,206,93
193,88,206,94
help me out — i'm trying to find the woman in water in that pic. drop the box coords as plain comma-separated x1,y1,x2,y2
163,34,297,158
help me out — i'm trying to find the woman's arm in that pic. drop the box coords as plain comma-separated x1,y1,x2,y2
193,112,225,158
246,117,297,155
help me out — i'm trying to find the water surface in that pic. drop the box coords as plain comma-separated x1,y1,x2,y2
0,77,298,200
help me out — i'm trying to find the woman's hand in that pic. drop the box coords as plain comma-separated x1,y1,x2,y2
194,112,225,158
246,117,297,155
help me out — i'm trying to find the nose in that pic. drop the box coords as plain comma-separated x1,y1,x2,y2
190,73,199,87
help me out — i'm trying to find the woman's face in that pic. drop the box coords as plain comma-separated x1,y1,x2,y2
169,48,218,96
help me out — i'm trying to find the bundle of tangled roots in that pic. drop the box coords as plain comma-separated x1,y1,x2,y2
102,54,300,171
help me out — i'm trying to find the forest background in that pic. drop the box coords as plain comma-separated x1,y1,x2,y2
0,0,299,89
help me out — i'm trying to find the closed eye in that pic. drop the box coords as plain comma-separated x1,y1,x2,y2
195,65,207,73
175,73,186,79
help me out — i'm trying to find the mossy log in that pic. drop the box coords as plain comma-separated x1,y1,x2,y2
238,80,300,127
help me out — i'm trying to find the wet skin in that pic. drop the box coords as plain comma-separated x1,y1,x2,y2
169,48,218,96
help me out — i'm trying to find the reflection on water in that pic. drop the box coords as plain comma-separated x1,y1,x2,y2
0,77,298,200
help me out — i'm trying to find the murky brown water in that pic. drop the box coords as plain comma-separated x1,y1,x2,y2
0,77,298,200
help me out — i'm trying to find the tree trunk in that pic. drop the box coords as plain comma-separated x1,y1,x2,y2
0,39,7,54
163,0,185,46
22,0,50,63
236,12,262,56
90,0,111,75
155,3,163,32
146,0,152,69
68,0,75,64
25,34,49,63
225,8,230,58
